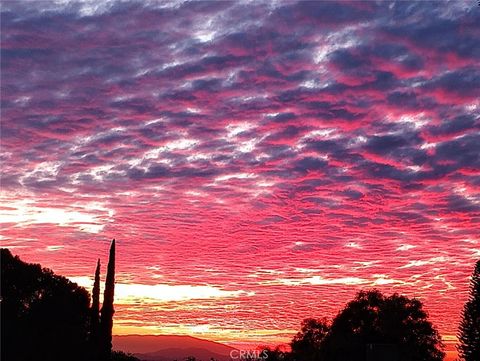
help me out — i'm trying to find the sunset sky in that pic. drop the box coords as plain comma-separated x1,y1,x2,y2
1,0,479,355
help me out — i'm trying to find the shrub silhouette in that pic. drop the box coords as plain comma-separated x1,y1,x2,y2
1,248,90,361
111,350,140,361
258,346,290,361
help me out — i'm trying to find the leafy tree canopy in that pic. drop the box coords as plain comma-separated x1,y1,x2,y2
1,248,91,361
292,290,445,361
291,318,330,361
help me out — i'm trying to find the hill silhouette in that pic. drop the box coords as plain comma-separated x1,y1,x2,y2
113,335,236,361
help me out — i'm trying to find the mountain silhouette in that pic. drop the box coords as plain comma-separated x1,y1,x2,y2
113,335,236,361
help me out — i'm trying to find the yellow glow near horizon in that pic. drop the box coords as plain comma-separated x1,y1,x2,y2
69,276,246,304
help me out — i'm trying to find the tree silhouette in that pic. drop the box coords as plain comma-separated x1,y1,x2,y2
111,351,140,361
291,318,329,361
259,346,290,361
90,259,101,360
321,290,445,361
458,259,480,361
1,248,90,361
100,239,116,361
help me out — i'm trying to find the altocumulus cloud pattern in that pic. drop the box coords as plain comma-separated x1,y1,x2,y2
1,0,479,349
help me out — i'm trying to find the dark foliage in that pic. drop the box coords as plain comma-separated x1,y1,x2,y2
322,290,445,361
100,239,116,360
291,290,445,361
0,248,90,361
458,259,480,361
111,350,140,361
259,347,290,361
291,318,329,361
90,259,101,360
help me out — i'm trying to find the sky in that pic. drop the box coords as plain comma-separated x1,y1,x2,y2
1,0,479,354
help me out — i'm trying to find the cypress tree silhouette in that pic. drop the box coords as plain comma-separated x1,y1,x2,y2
458,259,480,361
100,239,116,361
90,259,101,360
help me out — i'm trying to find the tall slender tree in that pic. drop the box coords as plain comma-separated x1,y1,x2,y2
458,259,480,361
100,239,116,361
90,259,101,360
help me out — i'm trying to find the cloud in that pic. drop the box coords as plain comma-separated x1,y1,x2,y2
70,276,248,304
1,0,479,349
0,199,112,233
